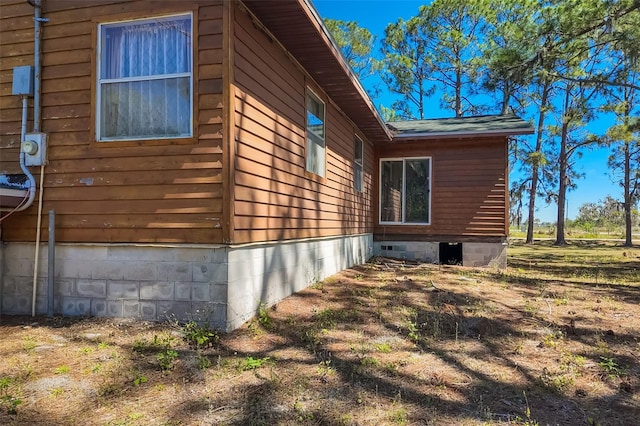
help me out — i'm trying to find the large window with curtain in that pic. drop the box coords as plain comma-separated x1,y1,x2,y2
380,157,431,224
97,14,193,141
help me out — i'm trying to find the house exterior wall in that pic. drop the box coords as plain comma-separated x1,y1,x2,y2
0,0,377,329
373,136,509,268
0,0,225,244
0,0,32,172
231,3,374,245
374,136,509,241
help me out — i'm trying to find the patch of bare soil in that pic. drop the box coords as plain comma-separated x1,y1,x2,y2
1,241,638,425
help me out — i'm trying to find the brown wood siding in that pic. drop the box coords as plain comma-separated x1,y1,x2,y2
0,0,32,160
0,0,225,244
231,4,373,244
374,137,508,241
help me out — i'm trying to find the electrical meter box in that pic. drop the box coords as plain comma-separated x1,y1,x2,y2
12,66,34,96
23,133,47,166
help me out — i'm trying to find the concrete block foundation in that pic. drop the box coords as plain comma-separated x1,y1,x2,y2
0,233,373,331
374,241,439,262
373,240,507,269
462,242,508,268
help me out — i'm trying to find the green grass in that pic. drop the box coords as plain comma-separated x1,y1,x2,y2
508,225,636,240
508,239,640,285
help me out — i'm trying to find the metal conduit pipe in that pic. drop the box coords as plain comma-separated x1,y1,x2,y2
47,210,55,317
0,97,37,215
30,0,47,317
16,153,37,212
33,1,43,133
15,97,37,212
31,166,44,317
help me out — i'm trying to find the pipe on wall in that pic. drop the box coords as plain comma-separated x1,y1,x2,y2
31,165,44,317
30,0,47,316
16,153,37,212
16,97,37,212
0,98,37,216
33,0,43,133
47,209,55,317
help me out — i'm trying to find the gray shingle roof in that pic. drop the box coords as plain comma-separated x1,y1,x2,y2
387,114,534,139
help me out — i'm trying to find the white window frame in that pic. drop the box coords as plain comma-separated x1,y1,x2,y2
379,156,432,225
305,88,326,177
96,13,194,142
354,136,363,192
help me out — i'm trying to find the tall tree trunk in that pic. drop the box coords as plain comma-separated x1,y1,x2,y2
623,141,633,246
622,94,634,247
455,67,462,117
417,48,425,120
419,85,425,120
555,88,571,246
501,81,510,115
555,151,568,245
526,78,551,244
525,173,539,243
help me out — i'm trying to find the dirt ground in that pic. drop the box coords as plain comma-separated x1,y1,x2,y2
0,240,638,425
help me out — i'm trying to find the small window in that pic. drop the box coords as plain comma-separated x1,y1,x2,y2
97,14,193,141
354,136,363,192
380,157,431,224
305,90,325,177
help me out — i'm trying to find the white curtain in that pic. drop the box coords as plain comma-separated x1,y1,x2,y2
100,16,191,139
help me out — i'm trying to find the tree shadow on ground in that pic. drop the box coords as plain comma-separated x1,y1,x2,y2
2,251,639,426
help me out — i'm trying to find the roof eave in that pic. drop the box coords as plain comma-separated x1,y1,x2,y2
300,0,392,141
392,128,535,141
242,0,392,144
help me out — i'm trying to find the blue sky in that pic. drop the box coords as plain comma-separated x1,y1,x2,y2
314,0,618,223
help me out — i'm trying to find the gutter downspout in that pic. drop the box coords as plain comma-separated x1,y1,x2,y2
30,0,47,317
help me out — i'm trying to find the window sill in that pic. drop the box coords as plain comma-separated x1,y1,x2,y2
379,222,431,226
91,136,198,148
304,170,327,183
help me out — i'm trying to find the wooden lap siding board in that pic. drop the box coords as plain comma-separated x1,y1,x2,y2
231,5,373,245
374,137,508,241
0,0,32,163
0,0,224,245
